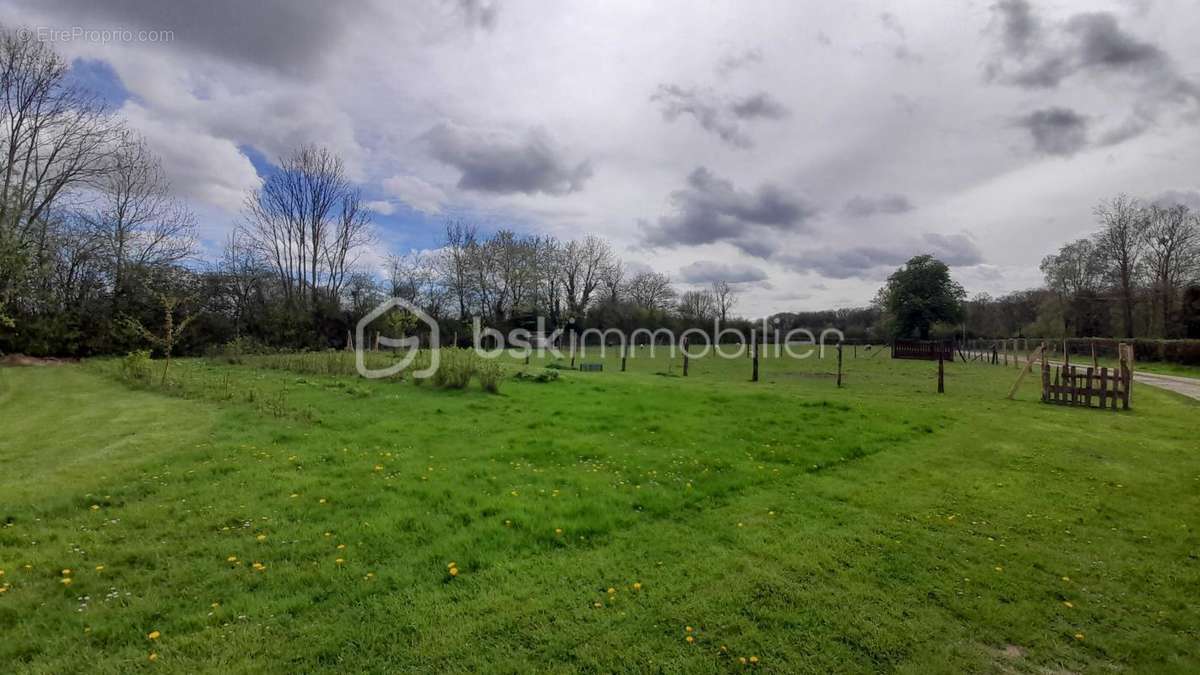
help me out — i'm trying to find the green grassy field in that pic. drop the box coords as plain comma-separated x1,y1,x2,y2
1,348,1198,673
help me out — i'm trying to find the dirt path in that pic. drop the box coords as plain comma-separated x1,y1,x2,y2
1130,370,1200,401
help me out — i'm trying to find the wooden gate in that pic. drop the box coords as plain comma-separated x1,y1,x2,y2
1041,343,1133,410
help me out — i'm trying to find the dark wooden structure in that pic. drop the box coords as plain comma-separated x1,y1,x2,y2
892,339,955,361
1041,343,1133,410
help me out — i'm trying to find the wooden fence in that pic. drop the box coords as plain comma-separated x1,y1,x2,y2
1041,343,1133,410
892,340,955,361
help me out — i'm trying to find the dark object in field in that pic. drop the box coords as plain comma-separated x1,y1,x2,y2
579,363,603,372
892,340,955,361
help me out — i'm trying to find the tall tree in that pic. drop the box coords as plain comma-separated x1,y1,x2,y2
557,235,612,319
710,280,738,323
1143,203,1199,336
1093,195,1147,338
0,29,121,322
241,145,372,310
877,254,965,339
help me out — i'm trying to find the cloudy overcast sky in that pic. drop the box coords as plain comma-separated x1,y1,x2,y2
5,0,1199,316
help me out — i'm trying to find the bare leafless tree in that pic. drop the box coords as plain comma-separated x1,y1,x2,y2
0,29,122,316
677,289,716,322
558,234,612,318
626,270,676,311
1093,195,1147,337
241,145,372,309
1144,203,1200,336
440,219,477,319
710,280,738,323
85,131,195,306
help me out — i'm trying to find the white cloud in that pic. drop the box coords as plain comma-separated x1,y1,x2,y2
381,174,447,214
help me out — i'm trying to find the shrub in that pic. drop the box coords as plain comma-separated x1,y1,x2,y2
120,350,153,382
477,359,503,393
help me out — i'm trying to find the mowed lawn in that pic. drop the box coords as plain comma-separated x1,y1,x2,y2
0,348,1198,673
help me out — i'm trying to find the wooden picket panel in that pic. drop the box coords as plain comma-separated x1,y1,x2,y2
1041,348,1132,410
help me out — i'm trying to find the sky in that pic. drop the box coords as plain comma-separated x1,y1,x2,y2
5,0,1200,317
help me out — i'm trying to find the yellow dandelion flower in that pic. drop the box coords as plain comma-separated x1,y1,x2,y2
211,602,220,608
251,562,266,571
337,543,346,550
61,569,71,576
148,652,158,662
554,528,563,536
750,656,759,664
447,561,457,568
227,555,238,562
318,498,327,504
90,504,100,511
685,635,694,644
1062,576,1071,582
61,577,72,586
289,493,299,498
593,601,602,608
335,558,345,565
685,626,693,632
739,657,747,665
632,582,642,590
607,587,616,594
0,569,4,576
95,565,105,572
0,586,7,593
1063,601,1074,608
374,465,383,472
504,520,512,527
1074,632,1084,641
256,534,267,542
148,630,161,640
449,567,458,577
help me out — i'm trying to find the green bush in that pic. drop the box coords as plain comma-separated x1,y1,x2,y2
120,350,153,382
476,359,503,393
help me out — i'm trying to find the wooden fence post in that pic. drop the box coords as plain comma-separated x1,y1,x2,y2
937,353,944,393
836,342,843,387
682,337,689,377
621,344,627,372
752,344,759,382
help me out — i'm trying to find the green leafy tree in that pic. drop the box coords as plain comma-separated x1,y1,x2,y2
876,255,966,339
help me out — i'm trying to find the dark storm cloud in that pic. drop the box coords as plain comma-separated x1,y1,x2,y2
842,193,914,217
1016,108,1088,156
1066,13,1163,73
651,85,788,148
458,0,500,30
422,123,592,196
642,167,817,255
678,260,768,284
715,48,763,76
986,2,1197,98
777,233,982,280
32,0,355,75
730,92,789,120
993,0,1039,56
